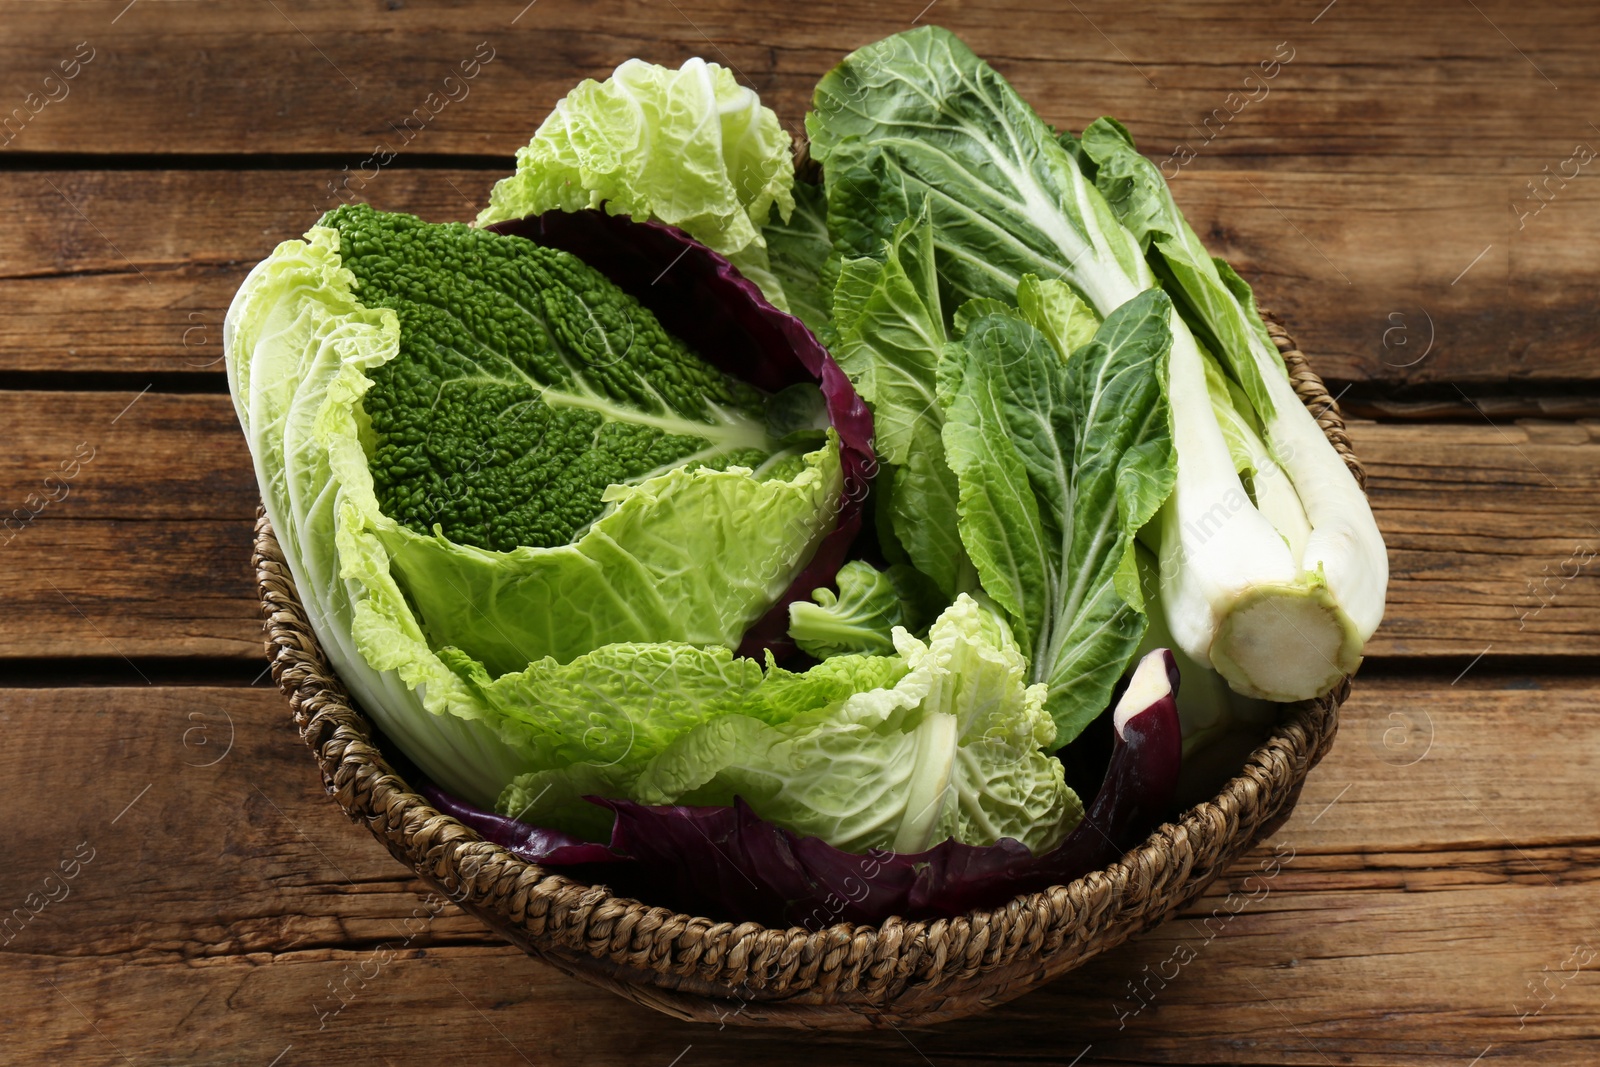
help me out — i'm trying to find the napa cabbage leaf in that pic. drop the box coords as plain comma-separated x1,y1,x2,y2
477,56,796,309
505,595,1081,854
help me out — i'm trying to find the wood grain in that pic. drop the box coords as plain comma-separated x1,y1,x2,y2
0,168,496,377
1361,419,1600,657
0,519,257,661
4,391,1598,663
0,391,258,660
3,3,1596,1059
2,677,1594,1064
0,0,1593,166
3,161,1598,387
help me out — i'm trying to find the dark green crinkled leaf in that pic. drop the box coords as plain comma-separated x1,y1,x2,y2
763,180,835,338
326,203,782,552
938,290,1175,744
830,207,975,598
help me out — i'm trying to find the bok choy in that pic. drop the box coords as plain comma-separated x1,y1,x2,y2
808,26,1386,702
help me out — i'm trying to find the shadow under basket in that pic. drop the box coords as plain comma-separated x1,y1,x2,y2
252,316,1357,1030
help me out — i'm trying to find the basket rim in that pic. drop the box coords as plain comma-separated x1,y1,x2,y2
253,312,1357,1027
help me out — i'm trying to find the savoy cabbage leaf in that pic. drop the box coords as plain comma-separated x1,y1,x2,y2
786,559,941,658
225,216,845,805
331,204,790,553
319,204,841,674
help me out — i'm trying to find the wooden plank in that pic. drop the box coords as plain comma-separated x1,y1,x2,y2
0,168,494,376
0,687,497,960
0,390,253,520
14,925,1589,1067
1346,397,1600,422
4,160,1600,386
2,678,1597,1064
0,519,259,660
3,391,1599,661
1165,172,1600,388
0,390,259,659
0,0,1593,166
1360,419,1600,657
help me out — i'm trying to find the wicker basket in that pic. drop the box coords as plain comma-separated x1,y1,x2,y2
252,316,1358,1030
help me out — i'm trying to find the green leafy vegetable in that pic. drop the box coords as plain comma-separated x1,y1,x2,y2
477,57,796,309
808,28,1149,315
938,290,1175,744
227,225,534,807
1201,347,1311,562
937,312,1053,658
1077,119,1278,417
337,204,782,553
1015,275,1101,359
229,26,1390,870
507,595,1080,853
809,26,1383,702
494,587,1091,856
479,645,909,840
764,181,834,335
226,215,843,806
831,208,975,597
1078,117,1387,698
318,204,841,674
787,560,936,658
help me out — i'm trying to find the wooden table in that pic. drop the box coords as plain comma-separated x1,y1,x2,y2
3,2,1596,1063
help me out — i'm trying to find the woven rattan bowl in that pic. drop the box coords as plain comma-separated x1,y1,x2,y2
252,315,1357,1030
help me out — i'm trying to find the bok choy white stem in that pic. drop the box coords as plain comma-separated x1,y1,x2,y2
1080,117,1387,699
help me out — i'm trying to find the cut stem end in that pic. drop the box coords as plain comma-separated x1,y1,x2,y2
1209,583,1361,701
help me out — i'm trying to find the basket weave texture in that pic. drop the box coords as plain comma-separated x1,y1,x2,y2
252,317,1359,1030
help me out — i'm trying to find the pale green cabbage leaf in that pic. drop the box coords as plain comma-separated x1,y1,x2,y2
477,57,796,309
507,595,1081,853
226,224,841,807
